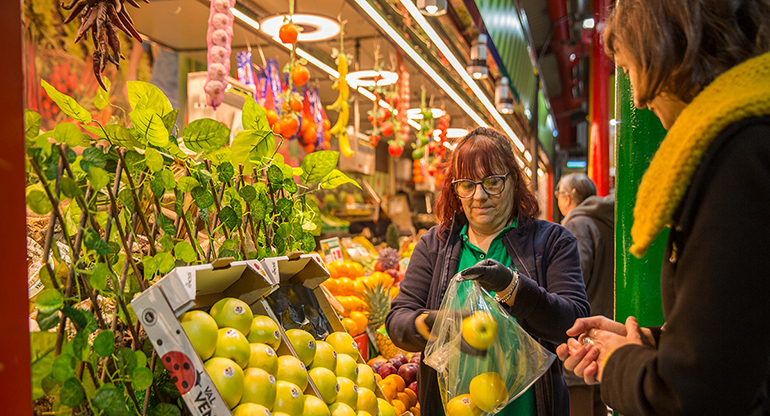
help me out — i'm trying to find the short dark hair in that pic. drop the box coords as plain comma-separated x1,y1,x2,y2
604,0,770,106
435,127,539,233
557,173,597,205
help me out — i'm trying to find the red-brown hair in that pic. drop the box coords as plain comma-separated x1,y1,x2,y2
434,127,539,234
604,0,770,106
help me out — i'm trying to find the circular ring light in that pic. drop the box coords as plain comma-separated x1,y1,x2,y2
406,108,444,119
259,14,341,42
446,128,469,138
345,70,399,88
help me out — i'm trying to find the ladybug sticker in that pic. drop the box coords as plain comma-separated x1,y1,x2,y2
161,351,198,395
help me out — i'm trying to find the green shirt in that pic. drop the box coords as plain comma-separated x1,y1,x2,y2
437,223,537,416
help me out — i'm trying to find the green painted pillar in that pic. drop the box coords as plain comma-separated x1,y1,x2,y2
614,72,667,327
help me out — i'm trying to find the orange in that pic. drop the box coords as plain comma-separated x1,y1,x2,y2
341,318,359,336
389,286,400,300
391,399,407,414
278,23,298,44
352,279,365,295
379,273,394,288
349,262,365,278
404,388,417,406
397,392,412,408
323,278,339,295
337,278,353,295
331,260,347,278
327,264,338,280
336,296,352,317
378,382,394,401
349,311,369,333
374,373,382,383
279,114,299,138
265,109,279,126
291,65,310,87
410,406,421,416
385,374,406,392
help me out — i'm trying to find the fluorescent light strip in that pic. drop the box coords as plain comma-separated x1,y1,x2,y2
354,0,487,128
408,119,421,129
232,8,261,30
524,151,532,162
399,0,526,153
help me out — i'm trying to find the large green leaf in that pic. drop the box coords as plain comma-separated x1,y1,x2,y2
131,367,153,390
230,130,259,166
129,109,170,147
31,332,56,400
36,289,63,315
53,122,81,147
144,147,164,173
84,228,111,256
60,377,85,407
156,252,175,274
301,151,339,183
90,263,109,291
52,353,76,382
25,110,41,141
174,241,197,263
127,81,173,116
182,118,231,153
162,109,180,132
238,184,257,202
152,404,182,416
251,130,277,161
191,186,214,209
94,78,112,110
88,166,109,191
41,80,91,123
177,176,200,192
320,169,361,189
242,99,270,131
26,186,52,215
104,124,139,150
93,384,127,416
79,146,107,174
219,206,238,230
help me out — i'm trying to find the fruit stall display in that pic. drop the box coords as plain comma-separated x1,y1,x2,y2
25,75,364,415
176,296,401,416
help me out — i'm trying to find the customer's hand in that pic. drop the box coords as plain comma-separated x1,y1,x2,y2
415,310,438,340
458,259,514,293
556,316,648,384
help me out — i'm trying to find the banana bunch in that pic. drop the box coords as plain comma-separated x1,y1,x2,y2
327,54,354,158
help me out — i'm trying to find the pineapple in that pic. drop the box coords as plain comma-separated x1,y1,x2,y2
363,282,401,357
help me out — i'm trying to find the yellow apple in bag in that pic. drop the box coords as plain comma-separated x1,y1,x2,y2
469,371,508,412
461,311,498,351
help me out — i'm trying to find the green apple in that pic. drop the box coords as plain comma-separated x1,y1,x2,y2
355,365,376,392
277,355,309,390
248,343,279,375
303,394,331,416
249,315,282,349
242,367,277,408
204,357,244,409
335,354,358,381
334,377,358,410
310,341,337,371
461,311,498,351
287,329,317,367
446,394,482,416
214,327,251,368
309,367,338,404
469,371,507,412
325,332,359,359
328,403,356,416
377,399,397,416
179,310,218,360
274,380,305,416
210,297,253,335
233,403,272,416
355,387,378,415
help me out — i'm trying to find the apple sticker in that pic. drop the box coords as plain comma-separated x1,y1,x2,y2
266,347,275,357
291,387,300,398
269,375,276,384
233,305,245,315
223,365,235,378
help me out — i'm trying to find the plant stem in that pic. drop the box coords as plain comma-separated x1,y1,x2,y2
117,149,157,254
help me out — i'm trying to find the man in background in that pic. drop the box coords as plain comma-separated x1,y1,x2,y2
555,173,614,416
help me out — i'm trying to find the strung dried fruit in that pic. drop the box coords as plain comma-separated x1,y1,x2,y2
291,65,310,87
279,23,299,44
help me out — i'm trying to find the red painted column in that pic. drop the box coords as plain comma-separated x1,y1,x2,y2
0,0,33,413
589,0,611,196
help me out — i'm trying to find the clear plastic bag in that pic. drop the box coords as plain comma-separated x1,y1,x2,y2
424,273,556,415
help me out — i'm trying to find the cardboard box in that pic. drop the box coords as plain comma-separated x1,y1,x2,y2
131,258,278,416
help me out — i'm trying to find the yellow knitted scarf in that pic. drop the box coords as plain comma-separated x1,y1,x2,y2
630,51,770,258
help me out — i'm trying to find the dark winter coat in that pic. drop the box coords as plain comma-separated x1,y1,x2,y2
386,214,590,416
602,117,770,415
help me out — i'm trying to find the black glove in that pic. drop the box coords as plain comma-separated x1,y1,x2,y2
459,259,514,293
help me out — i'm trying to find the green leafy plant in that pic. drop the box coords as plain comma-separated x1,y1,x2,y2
26,79,358,415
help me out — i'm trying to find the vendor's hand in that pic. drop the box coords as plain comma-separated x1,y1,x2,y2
415,310,438,340
556,316,646,384
458,259,514,293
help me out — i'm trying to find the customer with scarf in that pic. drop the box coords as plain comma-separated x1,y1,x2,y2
386,127,590,416
557,1,770,415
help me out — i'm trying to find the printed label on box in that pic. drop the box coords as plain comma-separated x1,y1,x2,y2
319,237,343,264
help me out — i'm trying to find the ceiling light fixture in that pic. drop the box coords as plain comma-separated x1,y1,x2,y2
231,8,260,30
416,0,447,16
445,128,468,138
398,0,526,152
259,14,341,42
582,18,595,29
495,76,514,114
406,108,444,119
466,34,489,80
345,70,399,87
353,0,488,129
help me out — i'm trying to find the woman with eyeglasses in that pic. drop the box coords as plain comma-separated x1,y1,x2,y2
385,127,590,416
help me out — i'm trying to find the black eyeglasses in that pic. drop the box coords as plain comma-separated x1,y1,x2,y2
452,172,511,199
